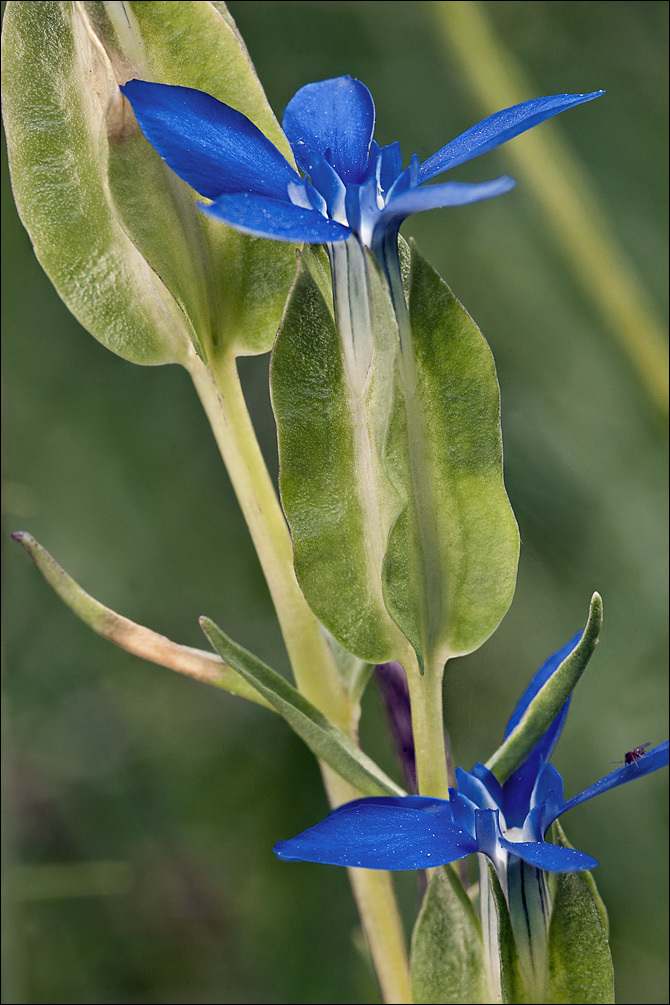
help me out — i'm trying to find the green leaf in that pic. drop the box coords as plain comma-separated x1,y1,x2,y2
484,863,530,1004
486,593,603,783
95,0,297,359
382,241,520,667
200,616,404,797
322,628,374,706
546,867,614,1003
549,820,609,940
2,1,187,364
1,1,295,364
410,865,487,1004
271,244,409,662
12,532,269,707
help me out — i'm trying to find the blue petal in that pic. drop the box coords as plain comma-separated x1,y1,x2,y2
329,795,453,817
283,76,375,185
557,740,669,818
376,141,403,193
456,766,502,812
522,766,565,840
524,802,551,843
419,91,605,183
531,762,565,811
473,807,505,864
502,749,544,828
469,763,505,807
448,790,478,836
274,798,476,870
200,192,351,243
121,80,299,201
378,176,516,228
499,836,598,873
303,151,347,222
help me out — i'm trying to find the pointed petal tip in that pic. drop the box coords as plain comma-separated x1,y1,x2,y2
507,838,599,873
273,839,296,860
419,89,607,182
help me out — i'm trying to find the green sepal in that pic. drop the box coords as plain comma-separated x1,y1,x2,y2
410,866,488,1005
271,244,408,662
382,241,520,667
484,863,530,1004
486,593,603,783
546,864,614,1003
199,616,404,797
12,532,269,706
1,1,295,365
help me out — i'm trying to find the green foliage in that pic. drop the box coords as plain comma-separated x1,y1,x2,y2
545,823,614,1003
382,242,520,666
272,245,407,662
1,0,295,364
12,532,270,705
410,865,488,1004
200,616,404,796
546,870,614,1003
273,241,519,670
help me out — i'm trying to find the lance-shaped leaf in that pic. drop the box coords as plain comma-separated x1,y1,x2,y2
1,1,295,364
410,865,488,1004
486,593,603,783
382,242,520,668
12,532,269,707
200,616,404,797
271,244,408,663
546,825,614,1004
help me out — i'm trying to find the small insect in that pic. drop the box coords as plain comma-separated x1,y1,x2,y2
611,742,653,766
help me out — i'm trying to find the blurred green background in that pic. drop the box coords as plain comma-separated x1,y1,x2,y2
2,2,667,1002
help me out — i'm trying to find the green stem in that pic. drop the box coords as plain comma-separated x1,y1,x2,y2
187,350,350,726
187,349,412,1002
406,651,450,799
325,769,413,1005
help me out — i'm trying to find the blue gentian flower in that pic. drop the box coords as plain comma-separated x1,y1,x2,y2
120,75,603,261
274,631,668,874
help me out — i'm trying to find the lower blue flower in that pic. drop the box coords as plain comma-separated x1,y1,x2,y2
274,631,668,874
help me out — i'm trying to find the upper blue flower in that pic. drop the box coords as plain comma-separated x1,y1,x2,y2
121,75,604,252
274,631,668,874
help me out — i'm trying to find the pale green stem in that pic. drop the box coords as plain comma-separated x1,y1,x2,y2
186,349,412,1002
325,768,413,1005
406,651,450,799
431,0,669,418
187,350,350,726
